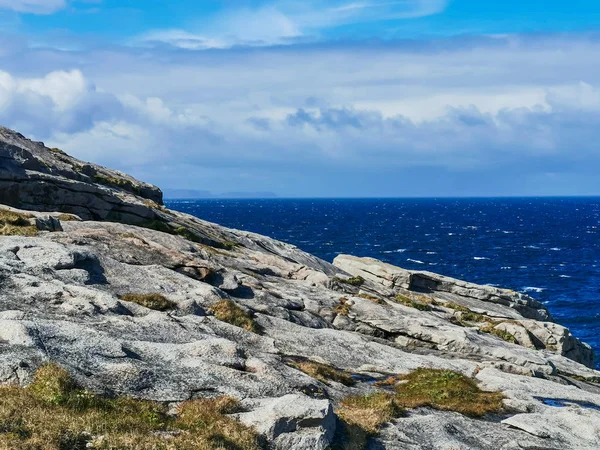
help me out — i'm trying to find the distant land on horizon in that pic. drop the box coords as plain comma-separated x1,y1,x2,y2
163,189,279,199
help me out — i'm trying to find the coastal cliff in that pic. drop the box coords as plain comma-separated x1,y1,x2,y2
1,126,599,449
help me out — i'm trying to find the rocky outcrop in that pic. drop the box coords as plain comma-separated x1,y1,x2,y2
334,254,551,321
1,127,599,449
0,126,162,223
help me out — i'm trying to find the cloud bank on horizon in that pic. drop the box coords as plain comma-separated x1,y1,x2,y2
0,0,600,197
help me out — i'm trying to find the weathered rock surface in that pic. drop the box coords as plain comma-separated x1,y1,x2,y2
1,127,599,449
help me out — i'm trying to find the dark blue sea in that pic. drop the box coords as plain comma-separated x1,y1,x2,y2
166,198,600,368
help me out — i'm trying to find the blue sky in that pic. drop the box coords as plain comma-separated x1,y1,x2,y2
1,0,600,197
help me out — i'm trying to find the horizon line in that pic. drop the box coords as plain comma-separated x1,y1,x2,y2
164,195,600,201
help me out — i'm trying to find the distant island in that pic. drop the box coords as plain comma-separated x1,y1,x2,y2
164,189,278,199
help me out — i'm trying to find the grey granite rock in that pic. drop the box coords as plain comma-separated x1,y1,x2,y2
1,126,599,449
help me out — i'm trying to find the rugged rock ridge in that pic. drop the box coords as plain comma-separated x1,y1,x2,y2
1,127,600,449
0,126,161,223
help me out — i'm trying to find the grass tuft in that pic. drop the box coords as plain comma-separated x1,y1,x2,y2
0,364,261,450
394,368,504,417
120,293,176,312
290,360,356,386
333,367,504,449
210,299,260,334
334,298,352,316
221,241,239,251
357,293,385,304
336,392,402,435
333,276,365,287
0,210,37,236
445,303,518,344
175,226,203,243
480,323,517,344
56,213,80,222
94,174,141,195
394,294,432,311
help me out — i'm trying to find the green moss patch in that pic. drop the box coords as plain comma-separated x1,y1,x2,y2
394,368,504,417
394,294,436,311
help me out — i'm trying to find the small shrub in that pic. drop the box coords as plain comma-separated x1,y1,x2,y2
394,368,504,417
120,293,176,311
210,299,260,333
290,360,356,386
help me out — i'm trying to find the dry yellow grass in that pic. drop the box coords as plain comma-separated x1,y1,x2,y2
290,360,356,386
333,368,504,449
0,209,37,236
120,293,176,312
336,392,402,434
334,298,352,316
0,364,261,450
210,299,260,333
357,293,385,304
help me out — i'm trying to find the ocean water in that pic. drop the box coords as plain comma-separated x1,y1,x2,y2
166,198,600,368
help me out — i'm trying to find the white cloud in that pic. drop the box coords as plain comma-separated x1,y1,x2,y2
291,0,450,28
1,33,600,195
139,0,448,49
0,69,122,137
0,0,66,14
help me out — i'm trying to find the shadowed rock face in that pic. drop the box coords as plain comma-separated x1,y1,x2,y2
1,126,600,450
0,126,162,222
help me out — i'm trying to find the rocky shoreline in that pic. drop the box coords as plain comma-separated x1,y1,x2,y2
1,126,600,449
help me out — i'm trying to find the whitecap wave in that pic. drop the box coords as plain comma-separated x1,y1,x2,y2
473,257,490,260
407,259,425,264
383,249,407,254
522,287,546,293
